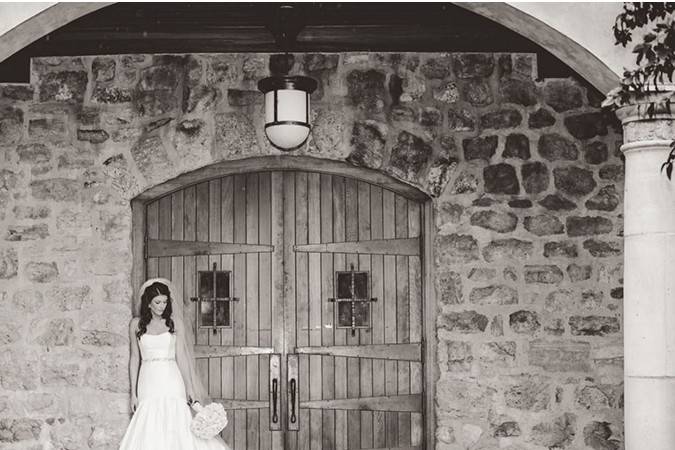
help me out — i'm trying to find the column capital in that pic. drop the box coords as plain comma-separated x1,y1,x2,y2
615,90,675,145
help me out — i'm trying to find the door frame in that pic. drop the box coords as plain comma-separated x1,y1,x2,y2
130,156,438,449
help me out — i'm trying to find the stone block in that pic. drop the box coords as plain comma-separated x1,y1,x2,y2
525,265,563,284
32,318,74,346
39,70,88,103
450,170,479,194
494,421,521,437
468,268,496,282
77,129,109,144
586,185,620,211
0,418,42,442
388,131,432,181
509,199,532,208
420,107,442,127
524,214,564,236
544,241,578,258
11,289,44,313
24,261,59,283
503,133,530,159
304,53,339,72
0,106,23,146
436,378,496,418
599,164,624,182
426,157,456,197
504,376,550,411
538,133,579,161
214,112,259,157
0,318,20,345
0,169,18,192
437,270,463,305
421,56,452,79
446,341,473,372
479,341,516,368
583,421,622,450
544,79,583,112
529,340,591,371
463,135,497,161
529,108,556,129
0,248,19,280
567,216,613,237
462,80,493,106
500,78,537,106
568,263,593,281
4,224,49,241
509,310,541,334
483,238,533,262
480,109,522,129
453,54,494,78
53,285,92,311
539,194,577,211
434,81,460,103
439,310,489,333
30,178,80,201
447,108,474,131
484,163,520,194
91,86,133,104
554,166,597,197
84,352,132,393
469,285,517,305
576,384,622,410
347,69,386,112
564,112,608,140
584,141,609,164
436,234,479,264
92,57,115,82
470,210,517,233
1,84,34,101
569,316,620,336
530,413,577,448
28,117,67,141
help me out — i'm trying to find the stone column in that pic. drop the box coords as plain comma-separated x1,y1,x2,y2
617,102,675,450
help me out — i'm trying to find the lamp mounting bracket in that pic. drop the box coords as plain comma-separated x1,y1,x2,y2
265,4,306,53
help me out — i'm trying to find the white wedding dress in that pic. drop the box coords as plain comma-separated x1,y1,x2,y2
119,331,231,450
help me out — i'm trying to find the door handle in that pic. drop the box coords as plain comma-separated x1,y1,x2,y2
269,354,281,431
287,354,299,430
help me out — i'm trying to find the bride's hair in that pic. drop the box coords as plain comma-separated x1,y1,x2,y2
136,281,175,339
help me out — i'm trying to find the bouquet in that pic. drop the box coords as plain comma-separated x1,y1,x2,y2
190,401,228,439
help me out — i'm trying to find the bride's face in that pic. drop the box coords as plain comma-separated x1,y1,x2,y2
149,294,168,317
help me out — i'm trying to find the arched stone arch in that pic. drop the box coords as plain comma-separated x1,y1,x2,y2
0,2,618,93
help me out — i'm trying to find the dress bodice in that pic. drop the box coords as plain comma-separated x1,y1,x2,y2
139,332,176,361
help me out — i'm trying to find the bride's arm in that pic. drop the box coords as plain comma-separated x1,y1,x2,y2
128,317,140,412
174,318,196,403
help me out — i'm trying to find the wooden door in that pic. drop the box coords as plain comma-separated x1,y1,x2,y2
144,171,424,450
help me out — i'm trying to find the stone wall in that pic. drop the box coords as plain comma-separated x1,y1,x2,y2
0,52,623,449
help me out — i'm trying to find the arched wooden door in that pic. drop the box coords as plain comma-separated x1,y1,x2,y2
143,170,425,450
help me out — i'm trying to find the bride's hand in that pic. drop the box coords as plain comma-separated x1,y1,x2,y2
131,394,138,414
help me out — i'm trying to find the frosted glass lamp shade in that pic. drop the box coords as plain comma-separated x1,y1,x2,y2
258,76,317,151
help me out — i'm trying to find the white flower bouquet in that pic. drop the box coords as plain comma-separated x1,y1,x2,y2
190,401,228,439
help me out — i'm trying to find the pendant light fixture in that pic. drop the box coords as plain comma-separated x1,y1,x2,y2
258,4,317,151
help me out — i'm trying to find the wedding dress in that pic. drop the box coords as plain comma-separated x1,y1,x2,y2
119,331,231,450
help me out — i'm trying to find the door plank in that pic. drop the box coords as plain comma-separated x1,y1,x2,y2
195,182,210,391
246,173,261,450
220,176,235,447
258,173,272,446
195,345,275,357
214,399,270,409
396,194,411,448
383,189,398,448
158,195,172,278
233,175,247,450
294,343,422,361
147,239,273,257
300,394,422,412
146,199,159,277
408,202,423,448
208,179,223,399
320,174,335,450
293,237,419,256
332,175,347,450
307,172,323,450
283,172,298,450
295,172,310,450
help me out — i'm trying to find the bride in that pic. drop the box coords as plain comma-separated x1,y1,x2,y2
119,278,231,450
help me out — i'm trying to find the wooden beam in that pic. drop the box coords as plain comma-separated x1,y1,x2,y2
213,399,269,410
293,237,419,256
194,345,275,358
300,394,422,412
294,343,421,361
147,239,273,257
